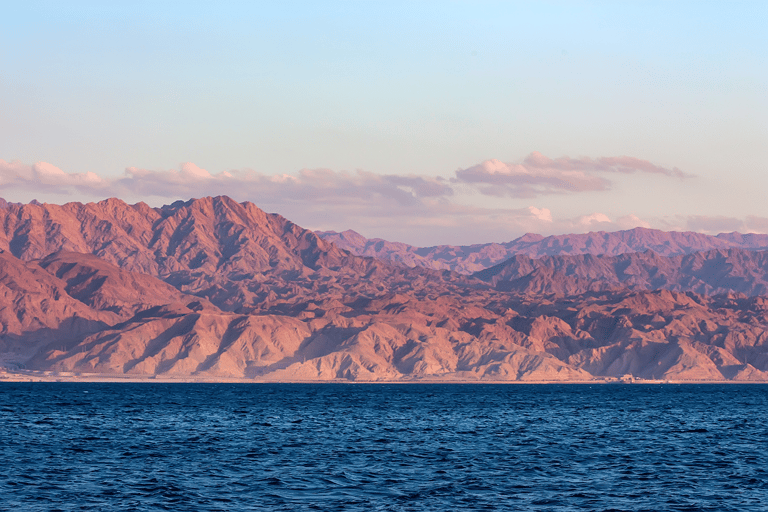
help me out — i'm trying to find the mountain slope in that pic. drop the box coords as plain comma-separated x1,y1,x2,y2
0,196,351,277
26,285,768,382
0,197,457,313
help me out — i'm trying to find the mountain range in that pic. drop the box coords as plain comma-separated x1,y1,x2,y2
319,228,768,274
1,196,768,382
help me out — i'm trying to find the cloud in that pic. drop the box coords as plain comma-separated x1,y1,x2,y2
528,206,552,222
112,166,453,209
455,158,610,197
0,154,698,245
578,212,612,226
616,214,651,230
680,215,768,236
1,151,686,206
0,160,106,193
523,152,690,178
454,152,689,197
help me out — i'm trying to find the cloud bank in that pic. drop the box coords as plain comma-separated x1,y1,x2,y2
0,153,700,245
0,151,686,202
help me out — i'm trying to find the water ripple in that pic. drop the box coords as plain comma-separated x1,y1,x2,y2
1,383,767,511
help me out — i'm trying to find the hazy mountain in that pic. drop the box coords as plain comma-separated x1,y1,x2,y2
1,196,768,382
474,248,768,297
318,228,768,274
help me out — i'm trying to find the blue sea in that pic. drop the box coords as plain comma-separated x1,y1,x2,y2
1,383,766,511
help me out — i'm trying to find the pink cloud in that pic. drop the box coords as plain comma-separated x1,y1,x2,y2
454,152,689,197
0,160,106,193
578,212,612,226
455,158,610,197
1,152,686,206
114,166,453,209
616,214,651,229
0,156,707,245
523,152,690,178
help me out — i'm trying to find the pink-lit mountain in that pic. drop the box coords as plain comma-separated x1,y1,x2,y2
318,228,768,274
1,197,768,382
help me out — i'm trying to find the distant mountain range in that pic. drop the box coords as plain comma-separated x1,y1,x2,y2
1,196,768,382
318,228,768,274
474,248,768,297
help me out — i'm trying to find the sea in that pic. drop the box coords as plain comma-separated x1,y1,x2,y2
1,383,766,511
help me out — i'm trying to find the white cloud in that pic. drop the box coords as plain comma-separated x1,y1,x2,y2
578,212,612,226
528,206,552,222
0,160,107,192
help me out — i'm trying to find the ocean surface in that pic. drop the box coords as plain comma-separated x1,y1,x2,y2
1,383,766,511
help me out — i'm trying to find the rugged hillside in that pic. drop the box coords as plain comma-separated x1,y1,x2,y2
0,196,458,313
0,250,111,344
21,282,768,382
474,248,768,297
319,227,768,274
0,196,352,277
38,251,218,319
1,196,768,382
0,249,210,366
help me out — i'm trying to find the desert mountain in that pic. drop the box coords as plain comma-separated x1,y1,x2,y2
24,279,768,382
475,248,768,297
0,196,457,313
0,250,110,344
1,196,768,382
319,227,768,274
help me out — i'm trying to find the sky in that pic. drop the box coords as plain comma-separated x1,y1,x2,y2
1,1,767,246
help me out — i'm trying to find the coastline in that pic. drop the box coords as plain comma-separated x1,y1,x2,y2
2,370,766,384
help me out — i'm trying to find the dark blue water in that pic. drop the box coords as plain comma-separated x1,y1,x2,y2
1,384,766,511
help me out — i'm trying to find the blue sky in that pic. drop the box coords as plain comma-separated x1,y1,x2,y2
1,1,766,245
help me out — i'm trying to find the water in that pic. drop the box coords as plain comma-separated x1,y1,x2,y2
1,383,766,511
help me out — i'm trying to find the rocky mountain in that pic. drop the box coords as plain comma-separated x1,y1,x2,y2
475,248,768,297
0,196,456,313
319,228,768,274
1,196,768,382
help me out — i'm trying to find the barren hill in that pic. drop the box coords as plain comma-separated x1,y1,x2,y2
1,196,768,382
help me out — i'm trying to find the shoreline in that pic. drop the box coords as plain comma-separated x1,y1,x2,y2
1,371,766,384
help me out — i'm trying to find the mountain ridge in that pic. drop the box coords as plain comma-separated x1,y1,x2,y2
318,227,768,274
1,196,768,382
473,248,768,297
